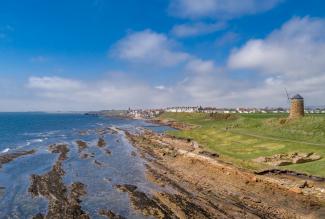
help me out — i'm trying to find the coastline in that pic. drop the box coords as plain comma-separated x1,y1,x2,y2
0,113,324,218
123,121,325,218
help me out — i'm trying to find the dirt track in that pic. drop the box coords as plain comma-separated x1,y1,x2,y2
125,129,325,219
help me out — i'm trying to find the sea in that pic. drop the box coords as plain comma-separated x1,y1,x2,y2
0,112,173,218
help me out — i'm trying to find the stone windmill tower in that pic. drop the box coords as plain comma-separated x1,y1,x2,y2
289,94,305,119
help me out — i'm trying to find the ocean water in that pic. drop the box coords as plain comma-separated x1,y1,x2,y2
0,113,173,218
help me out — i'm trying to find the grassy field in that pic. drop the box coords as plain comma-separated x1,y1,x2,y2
159,112,325,177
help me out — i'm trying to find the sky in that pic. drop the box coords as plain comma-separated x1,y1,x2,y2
1,0,325,111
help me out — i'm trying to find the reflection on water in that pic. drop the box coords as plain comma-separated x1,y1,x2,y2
0,114,173,218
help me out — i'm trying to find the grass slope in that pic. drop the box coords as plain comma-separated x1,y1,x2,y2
159,112,325,177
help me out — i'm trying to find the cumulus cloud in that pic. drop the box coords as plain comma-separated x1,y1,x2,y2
169,0,282,19
185,58,218,74
226,16,325,106
171,22,226,37
228,17,325,78
111,29,189,67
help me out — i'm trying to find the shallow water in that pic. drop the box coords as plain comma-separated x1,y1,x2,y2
0,113,173,218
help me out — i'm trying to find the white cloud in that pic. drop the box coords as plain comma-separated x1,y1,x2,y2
111,29,189,67
185,58,217,74
27,76,83,91
228,17,325,78
169,0,282,19
155,85,167,90
171,22,226,37
226,16,325,106
25,75,177,110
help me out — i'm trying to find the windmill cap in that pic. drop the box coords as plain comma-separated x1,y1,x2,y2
291,94,304,100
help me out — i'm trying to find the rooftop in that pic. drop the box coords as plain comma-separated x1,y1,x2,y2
291,94,304,100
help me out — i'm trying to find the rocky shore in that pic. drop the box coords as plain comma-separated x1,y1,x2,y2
125,129,325,218
0,149,36,169
29,144,90,219
1,119,325,218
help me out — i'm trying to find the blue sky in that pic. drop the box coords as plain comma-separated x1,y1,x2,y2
1,0,325,111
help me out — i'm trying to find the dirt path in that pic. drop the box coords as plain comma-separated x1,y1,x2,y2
125,129,325,219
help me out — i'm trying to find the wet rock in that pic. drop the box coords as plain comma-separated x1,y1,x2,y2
97,137,106,147
48,144,69,161
99,209,126,219
0,149,36,169
97,128,109,136
76,140,88,152
29,144,90,219
108,127,119,135
115,184,214,219
80,152,95,159
0,186,4,197
80,152,90,159
116,184,137,192
93,160,103,167
105,149,112,155
115,184,171,218
131,151,137,157
32,213,45,219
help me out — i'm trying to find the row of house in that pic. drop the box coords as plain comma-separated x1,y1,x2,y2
165,107,290,114
126,107,325,119
306,109,325,114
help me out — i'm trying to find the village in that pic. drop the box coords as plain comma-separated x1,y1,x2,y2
127,105,325,119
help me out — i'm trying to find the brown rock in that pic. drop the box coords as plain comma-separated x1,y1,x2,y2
99,209,126,219
0,149,36,169
98,137,106,147
289,187,302,194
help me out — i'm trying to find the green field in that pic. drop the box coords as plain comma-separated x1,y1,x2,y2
159,112,325,177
